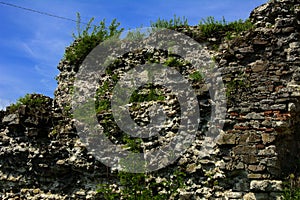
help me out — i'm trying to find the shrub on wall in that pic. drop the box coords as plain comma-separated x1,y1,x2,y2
64,13,124,66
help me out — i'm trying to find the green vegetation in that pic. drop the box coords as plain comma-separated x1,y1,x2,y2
225,72,250,98
49,128,58,136
8,93,49,113
150,15,188,29
65,14,256,199
63,105,73,117
97,172,151,200
64,13,124,65
122,135,143,152
283,174,300,200
97,168,187,199
130,85,165,103
226,79,245,97
95,99,111,113
64,13,254,67
198,16,253,38
189,71,203,82
125,27,147,41
96,80,111,96
164,56,186,68
64,14,253,66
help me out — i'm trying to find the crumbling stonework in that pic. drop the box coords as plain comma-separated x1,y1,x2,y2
0,0,300,199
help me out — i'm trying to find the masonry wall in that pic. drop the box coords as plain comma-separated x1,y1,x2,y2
0,0,300,199
215,0,300,198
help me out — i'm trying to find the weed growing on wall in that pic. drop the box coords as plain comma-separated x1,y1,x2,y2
8,94,49,113
198,16,253,38
66,13,251,198
64,13,124,66
189,71,203,82
125,27,147,41
150,14,188,29
130,85,165,103
97,168,187,199
283,174,300,200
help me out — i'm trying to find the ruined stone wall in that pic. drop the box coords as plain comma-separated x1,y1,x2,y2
213,0,300,198
0,0,300,199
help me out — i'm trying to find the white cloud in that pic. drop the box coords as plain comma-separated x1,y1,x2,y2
0,0,267,106
34,65,51,78
0,99,13,111
34,64,58,94
22,42,37,58
18,32,71,64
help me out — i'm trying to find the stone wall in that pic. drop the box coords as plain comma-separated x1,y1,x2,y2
0,94,110,199
0,0,300,199
213,0,300,198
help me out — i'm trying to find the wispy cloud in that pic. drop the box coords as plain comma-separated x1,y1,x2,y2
21,43,36,58
0,1,76,100
0,63,35,100
34,64,58,93
0,0,267,104
0,98,13,111
19,36,69,65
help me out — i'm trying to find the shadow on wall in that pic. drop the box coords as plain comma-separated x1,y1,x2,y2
275,100,300,178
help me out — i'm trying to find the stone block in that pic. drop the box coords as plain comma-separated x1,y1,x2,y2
245,112,265,120
224,191,243,199
243,192,256,200
258,145,277,156
250,60,268,72
216,132,238,145
248,165,266,172
254,193,273,200
248,174,265,179
233,145,257,155
2,114,19,125
250,180,282,192
241,155,259,164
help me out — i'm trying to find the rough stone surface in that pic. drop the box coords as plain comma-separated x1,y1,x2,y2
1,0,300,199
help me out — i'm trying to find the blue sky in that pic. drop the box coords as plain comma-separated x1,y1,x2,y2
0,0,267,110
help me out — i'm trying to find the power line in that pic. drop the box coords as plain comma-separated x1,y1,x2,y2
0,1,89,25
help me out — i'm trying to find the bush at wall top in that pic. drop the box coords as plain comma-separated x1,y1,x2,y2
150,14,189,29
64,13,124,66
198,16,253,38
8,93,49,113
